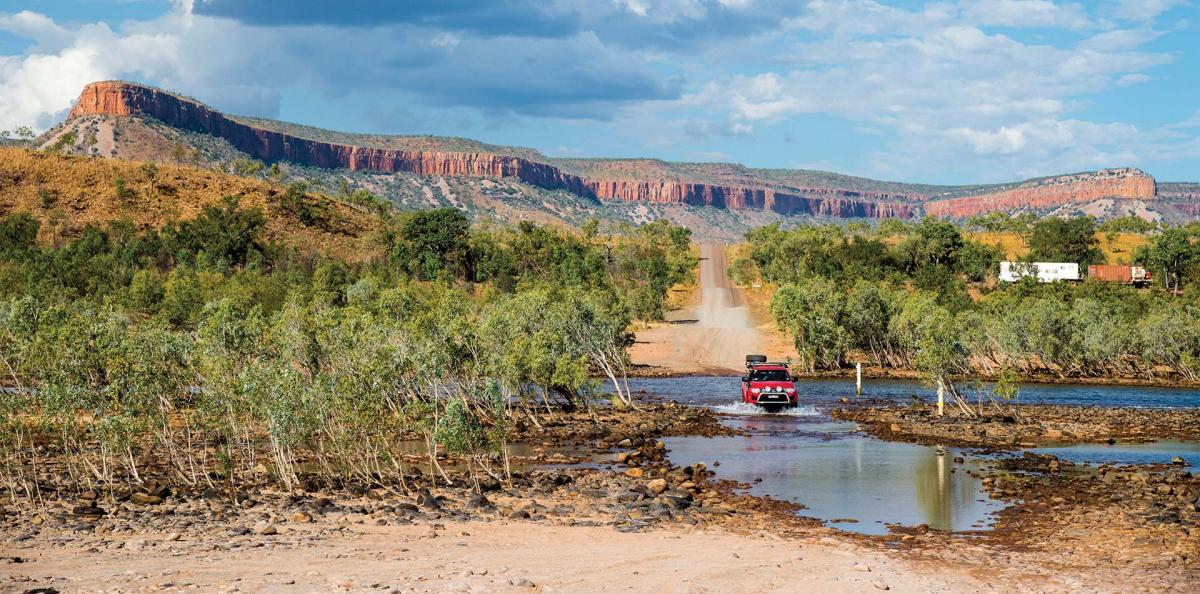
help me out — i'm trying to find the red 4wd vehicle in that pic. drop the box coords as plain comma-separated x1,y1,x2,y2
741,355,799,413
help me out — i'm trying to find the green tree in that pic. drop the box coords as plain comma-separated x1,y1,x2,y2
164,196,266,269
1138,227,1199,293
394,208,472,281
771,277,848,371
0,214,40,256
1027,217,1103,267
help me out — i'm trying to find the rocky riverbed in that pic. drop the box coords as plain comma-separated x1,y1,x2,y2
3,399,1199,593
833,402,1200,448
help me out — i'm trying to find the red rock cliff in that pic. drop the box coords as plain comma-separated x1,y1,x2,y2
923,169,1157,217
68,81,910,218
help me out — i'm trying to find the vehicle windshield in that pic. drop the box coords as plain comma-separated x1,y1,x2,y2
749,369,790,382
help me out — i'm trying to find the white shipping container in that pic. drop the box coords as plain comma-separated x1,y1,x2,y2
999,261,1080,283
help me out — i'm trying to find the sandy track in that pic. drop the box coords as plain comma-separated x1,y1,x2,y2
4,521,990,594
630,244,766,374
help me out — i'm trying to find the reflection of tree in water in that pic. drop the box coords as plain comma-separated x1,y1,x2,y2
913,448,977,531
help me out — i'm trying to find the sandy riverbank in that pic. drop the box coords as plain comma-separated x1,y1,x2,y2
3,520,993,594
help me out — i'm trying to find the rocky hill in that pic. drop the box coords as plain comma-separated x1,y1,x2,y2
44,81,1200,230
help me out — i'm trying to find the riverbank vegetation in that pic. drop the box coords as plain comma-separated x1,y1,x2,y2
732,217,1200,408
0,199,695,499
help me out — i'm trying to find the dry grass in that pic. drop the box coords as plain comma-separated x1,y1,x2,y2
0,148,387,262
969,231,1148,263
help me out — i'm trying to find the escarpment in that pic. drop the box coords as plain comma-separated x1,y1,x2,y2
923,169,1157,217
68,81,1170,220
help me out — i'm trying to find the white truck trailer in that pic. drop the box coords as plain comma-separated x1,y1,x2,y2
999,261,1080,283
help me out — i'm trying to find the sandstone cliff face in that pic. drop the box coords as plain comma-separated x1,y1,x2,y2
68,81,912,219
923,169,1157,218
70,81,1159,221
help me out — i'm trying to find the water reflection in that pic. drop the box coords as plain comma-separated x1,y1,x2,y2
663,431,1001,535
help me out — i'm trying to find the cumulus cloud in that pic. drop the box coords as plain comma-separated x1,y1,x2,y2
0,15,182,130
0,0,1195,182
0,5,679,131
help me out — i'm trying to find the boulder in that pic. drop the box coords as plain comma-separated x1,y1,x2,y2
129,493,163,505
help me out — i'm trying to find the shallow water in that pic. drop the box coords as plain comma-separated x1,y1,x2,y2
1031,440,1200,471
621,375,1200,410
618,375,1200,535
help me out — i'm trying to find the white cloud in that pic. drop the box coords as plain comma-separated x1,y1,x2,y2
1116,73,1151,86
0,0,1193,182
0,11,70,48
1113,0,1185,22
960,0,1090,30
674,1,1187,180
0,16,182,130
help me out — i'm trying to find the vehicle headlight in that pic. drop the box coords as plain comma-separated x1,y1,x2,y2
785,388,796,394
750,388,760,394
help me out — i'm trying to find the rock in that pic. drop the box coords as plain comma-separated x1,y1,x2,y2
508,509,530,520
889,423,901,432
291,512,313,524
415,490,442,510
1043,428,1064,439
72,505,106,517
253,522,278,536
466,493,494,510
625,468,644,478
646,479,668,494
872,580,890,590
853,563,871,572
165,532,182,542
1171,456,1187,466
509,578,535,588
129,493,163,505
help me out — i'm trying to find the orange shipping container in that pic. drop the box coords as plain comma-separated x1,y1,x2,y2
1088,265,1151,285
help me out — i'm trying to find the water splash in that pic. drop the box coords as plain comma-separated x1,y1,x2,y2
711,402,820,417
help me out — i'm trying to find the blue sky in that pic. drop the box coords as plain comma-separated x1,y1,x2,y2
1,0,1197,184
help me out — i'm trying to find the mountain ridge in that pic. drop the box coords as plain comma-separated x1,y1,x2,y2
59,81,1191,221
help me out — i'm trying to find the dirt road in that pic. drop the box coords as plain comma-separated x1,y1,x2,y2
4,520,992,593
631,244,786,375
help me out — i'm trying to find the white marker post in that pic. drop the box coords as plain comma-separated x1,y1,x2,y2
856,362,862,396
936,381,945,417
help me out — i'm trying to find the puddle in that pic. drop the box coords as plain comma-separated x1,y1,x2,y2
1031,440,1200,471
